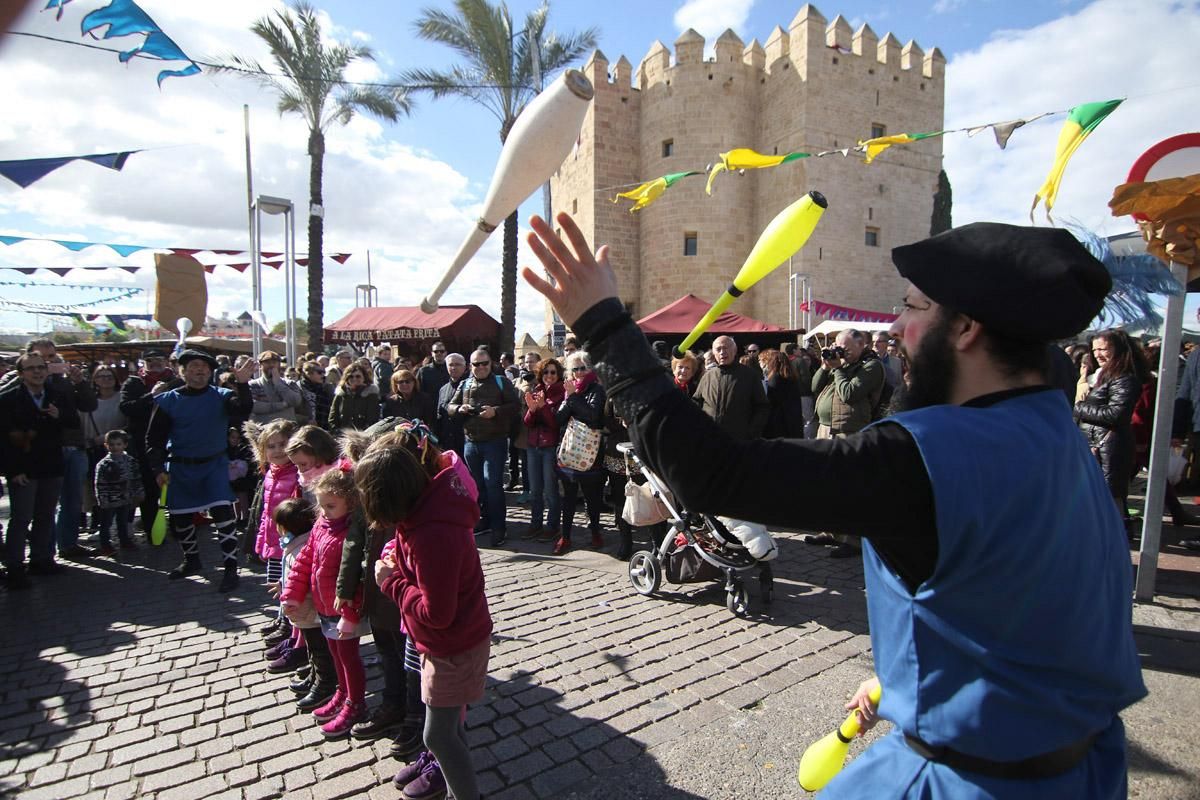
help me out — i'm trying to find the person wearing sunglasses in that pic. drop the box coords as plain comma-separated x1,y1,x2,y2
447,350,519,547
382,369,435,425
300,361,334,431
521,358,565,542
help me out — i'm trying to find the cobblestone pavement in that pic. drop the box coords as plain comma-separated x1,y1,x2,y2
1,495,1198,799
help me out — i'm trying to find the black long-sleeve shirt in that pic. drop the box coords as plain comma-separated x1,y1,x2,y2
572,298,1049,593
145,383,252,475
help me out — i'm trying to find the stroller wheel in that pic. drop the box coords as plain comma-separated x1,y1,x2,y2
628,551,661,596
726,582,751,617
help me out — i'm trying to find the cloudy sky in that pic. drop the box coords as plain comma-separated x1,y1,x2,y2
1,0,1198,340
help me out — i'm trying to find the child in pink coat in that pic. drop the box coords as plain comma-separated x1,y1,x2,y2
354,428,491,800
281,467,367,739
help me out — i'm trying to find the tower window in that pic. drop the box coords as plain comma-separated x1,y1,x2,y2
684,233,698,256
865,227,880,247
662,139,674,157
572,199,578,214
871,123,886,139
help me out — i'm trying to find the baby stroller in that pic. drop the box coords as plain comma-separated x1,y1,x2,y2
618,443,777,618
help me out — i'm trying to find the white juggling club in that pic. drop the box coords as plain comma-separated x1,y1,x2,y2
421,69,594,313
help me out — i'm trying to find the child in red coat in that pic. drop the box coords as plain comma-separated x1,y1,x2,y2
355,429,491,800
281,467,367,739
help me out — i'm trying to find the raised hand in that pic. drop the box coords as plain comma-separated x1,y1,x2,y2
521,213,619,328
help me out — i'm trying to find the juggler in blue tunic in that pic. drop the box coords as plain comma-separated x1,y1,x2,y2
153,385,236,514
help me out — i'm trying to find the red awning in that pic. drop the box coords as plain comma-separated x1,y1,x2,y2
323,305,500,346
637,294,790,334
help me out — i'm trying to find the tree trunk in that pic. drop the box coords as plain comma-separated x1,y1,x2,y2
500,208,517,355
307,128,326,354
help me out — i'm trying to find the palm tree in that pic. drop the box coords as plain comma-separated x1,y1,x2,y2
219,2,412,354
405,0,597,353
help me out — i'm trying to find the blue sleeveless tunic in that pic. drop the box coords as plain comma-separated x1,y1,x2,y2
154,386,235,512
821,389,1146,799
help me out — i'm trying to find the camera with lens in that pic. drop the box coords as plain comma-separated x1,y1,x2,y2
821,346,845,361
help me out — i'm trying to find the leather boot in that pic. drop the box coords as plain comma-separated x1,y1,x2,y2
351,702,406,740
297,682,337,712
290,673,313,695
167,555,202,580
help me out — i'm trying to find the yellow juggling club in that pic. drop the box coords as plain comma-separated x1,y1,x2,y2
675,191,827,357
150,484,169,546
797,683,883,792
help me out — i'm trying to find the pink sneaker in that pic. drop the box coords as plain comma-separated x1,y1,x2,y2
311,689,346,723
321,700,367,740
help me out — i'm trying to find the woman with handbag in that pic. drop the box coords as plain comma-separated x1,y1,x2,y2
553,351,606,556
521,358,565,542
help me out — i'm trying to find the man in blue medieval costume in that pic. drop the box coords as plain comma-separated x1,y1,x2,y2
523,213,1147,799
146,350,254,592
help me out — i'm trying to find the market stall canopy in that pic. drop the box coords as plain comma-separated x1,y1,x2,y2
637,294,792,334
324,305,500,349
802,320,894,345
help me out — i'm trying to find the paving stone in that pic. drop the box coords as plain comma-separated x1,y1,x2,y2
530,758,592,798
141,760,206,792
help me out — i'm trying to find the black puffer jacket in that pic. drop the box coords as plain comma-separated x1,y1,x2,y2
1075,372,1141,502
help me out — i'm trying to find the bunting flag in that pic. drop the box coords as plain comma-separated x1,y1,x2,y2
72,0,201,86
0,278,144,292
706,149,809,195
858,132,943,165
1032,99,1123,220
0,151,139,189
0,235,351,265
967,112,1051,150
613,172,701,212
0,287,142,311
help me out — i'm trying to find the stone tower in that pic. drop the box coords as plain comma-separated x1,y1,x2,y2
549,4,945,337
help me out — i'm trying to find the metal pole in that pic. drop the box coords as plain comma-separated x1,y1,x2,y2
284,208,295,364
252,206,263,359
290,209,297,358
1135,260,1187,602
245,106,260,359
366,250,372,307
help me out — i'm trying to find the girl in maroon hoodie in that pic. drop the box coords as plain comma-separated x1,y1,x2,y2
356,429,492,800
281,467,367,739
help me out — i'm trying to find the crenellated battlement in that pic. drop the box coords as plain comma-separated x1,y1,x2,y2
602,3,945,91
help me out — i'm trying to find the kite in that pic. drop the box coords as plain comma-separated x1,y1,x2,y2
613,172,700,212
705,149,809,195
1032,98,1123,219
0,151,139,189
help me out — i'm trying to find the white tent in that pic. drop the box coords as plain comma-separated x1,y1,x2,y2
802,320,893,346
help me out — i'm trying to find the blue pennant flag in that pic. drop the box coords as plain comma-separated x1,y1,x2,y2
77,0,201,86
0,151,137,189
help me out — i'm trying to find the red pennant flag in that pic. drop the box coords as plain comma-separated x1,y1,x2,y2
211,249,243,255
15,268,37,275
203,265,215,273
229,263,249,273
262,251,282,259
48,268,72,277
171,248,201,256
121,266,140,274
295,257,308,266
264,260,283,270
330,253,351,264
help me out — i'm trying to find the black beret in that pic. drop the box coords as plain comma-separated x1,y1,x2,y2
141,349,168,360
892,222,1111,341
177,350,218,371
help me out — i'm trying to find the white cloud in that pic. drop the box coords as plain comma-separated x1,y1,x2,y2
673,0,755,41
0,1,549,343
943,0,1200,234
932,0,966,13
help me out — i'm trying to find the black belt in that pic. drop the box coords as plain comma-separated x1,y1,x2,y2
168,451,224,466
903,731,1099,781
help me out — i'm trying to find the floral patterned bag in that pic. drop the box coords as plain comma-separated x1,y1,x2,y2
557,418,602,471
